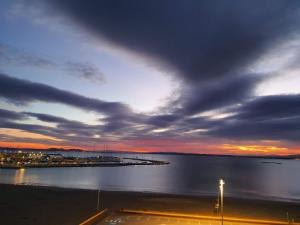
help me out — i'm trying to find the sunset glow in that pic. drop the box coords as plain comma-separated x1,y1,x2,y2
220,144,296,155
0,129,62,141
0,1,300,156
0,141,78,150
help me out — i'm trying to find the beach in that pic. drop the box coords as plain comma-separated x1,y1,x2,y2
0,184,300,225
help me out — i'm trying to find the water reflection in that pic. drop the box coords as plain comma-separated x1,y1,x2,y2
0,153,299,202
14,168,25,184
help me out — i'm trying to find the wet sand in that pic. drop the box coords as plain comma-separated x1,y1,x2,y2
0,184,299,225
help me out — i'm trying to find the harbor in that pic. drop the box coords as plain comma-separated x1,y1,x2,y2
0,151,169,169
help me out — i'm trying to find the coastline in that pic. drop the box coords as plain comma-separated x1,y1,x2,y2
0,160,168,169
0,184,300,225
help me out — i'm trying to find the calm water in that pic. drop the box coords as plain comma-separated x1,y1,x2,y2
1,152,300,202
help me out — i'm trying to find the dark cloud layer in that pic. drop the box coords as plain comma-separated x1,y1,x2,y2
1,93,300,147
0,109,27,121
46,0,300,83
147,114,181,128
209,117,300,142
0,109,102,145
176,75,262,115
233,95,300,121
0,73,130,116
42,0,300,117
36,0,300,119
24,112,73,124
209,94,300,142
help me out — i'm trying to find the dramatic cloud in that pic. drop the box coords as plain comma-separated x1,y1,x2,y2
233,95,300,121
25,112,99,138
146,114,181,128
24,112,74,124
0,110,102,145
39,0,300,122
0,109,27,121
0,73,130,116
0,120,59,138
175,75,262,115
1,93,300,150
44,0,300,83
210,117,300,142
23,94,300,143
208,94,300,142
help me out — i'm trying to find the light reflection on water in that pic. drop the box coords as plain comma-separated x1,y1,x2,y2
14,168,25,184
0,153,300,202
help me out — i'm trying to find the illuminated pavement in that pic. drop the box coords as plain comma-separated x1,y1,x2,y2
96,212,261,225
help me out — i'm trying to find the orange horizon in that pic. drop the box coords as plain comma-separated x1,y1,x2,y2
0,142,80,150
0,141,299,156
0,128,299,155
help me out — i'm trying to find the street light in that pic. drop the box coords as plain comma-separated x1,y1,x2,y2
96,188,100,211
219,179,225,225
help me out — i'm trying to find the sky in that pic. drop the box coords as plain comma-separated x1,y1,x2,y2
1,0,300,155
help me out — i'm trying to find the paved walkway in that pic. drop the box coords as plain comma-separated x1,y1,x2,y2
96,212,262,225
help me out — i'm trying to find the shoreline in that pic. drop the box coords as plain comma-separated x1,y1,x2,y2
0,154,169,169
0,161,169,169
2,180,300,204
0,184,300,225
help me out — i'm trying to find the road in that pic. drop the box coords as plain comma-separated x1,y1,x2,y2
96,212,262,225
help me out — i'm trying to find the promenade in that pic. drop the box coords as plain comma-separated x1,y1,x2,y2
87,209,300,225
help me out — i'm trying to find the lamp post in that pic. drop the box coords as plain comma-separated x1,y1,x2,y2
96,188,100,211
219,179,225,225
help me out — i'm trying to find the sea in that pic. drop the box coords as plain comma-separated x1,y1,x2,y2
0,152,300,202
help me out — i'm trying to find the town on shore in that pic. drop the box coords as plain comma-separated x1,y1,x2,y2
0,150,169,169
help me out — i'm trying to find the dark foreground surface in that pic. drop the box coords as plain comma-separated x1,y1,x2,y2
0,184,300,225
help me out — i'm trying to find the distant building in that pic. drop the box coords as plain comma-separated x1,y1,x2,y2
47,154,64,161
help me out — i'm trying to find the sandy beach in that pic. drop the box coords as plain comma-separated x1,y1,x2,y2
0,184,300,225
